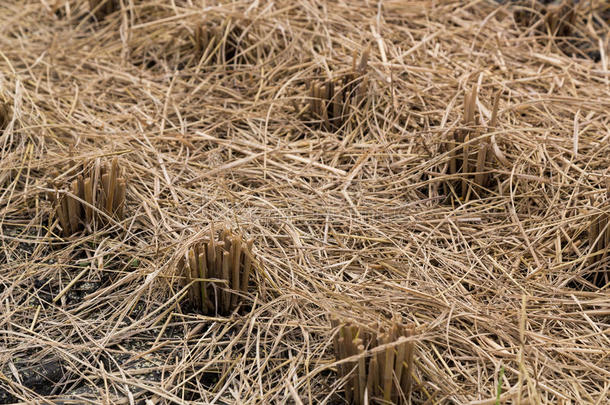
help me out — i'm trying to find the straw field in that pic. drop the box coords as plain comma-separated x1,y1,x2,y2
0,0,609,403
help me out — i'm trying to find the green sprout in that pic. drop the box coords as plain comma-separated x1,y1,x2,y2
496,366,505,405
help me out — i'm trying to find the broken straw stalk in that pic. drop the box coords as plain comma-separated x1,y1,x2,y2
48,157,127,236
88,0,120,20
180,225,255,315
445,86,501,199
331,319,416,405
0,99,10,132
513,0,576,37
194,19,244,66
587,180,610,287
306,49,369,131
544,2,576,37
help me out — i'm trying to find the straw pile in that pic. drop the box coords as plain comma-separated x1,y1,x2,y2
0,0,609,403
178,225,255,315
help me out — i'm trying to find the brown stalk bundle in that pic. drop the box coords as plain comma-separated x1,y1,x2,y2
178,225,256,315
543,1,576,37
443,86,501,200
306,49,369,131
586,180,610,286
88,0,119,20
331,318,416,405
47,157,127,237
512,2,605,60
514,0,576,37
193,19,244,66
0,99,10,133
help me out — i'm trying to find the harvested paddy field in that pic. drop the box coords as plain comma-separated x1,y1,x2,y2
0,0,609,404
